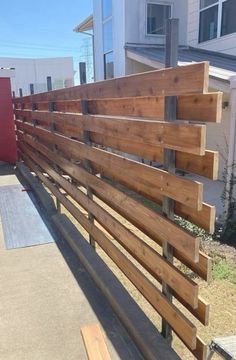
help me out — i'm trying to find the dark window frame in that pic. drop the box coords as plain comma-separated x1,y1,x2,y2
146,1,172,36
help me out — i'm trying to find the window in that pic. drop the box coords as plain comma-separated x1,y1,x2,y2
102,0,114,79
103,19,113,53
104,52,114,79
147,3,171,35
200,0,217,8
102,0,112,20
199,4,218,42
221,0,236,36
199,0,236,43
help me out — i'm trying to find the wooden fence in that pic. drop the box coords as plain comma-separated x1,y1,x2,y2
14,61,222,360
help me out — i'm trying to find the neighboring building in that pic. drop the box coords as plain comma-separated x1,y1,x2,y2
0,57,75,97
75,0,236,219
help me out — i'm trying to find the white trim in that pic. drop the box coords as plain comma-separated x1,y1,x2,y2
145,1,173,37
199,0,235,44
126,49,234,85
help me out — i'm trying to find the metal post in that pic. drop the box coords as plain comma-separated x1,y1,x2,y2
161,18,179,343
81,99,96,249
79,62,87,84
30,83,34,95
19,88,23,97
47,76,52,91
48,101,61,212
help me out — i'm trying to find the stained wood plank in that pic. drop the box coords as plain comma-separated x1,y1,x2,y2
15,92,222,124
13,61,209,103
188,337,208,360
88,133,218,180
16,123,214,235
19,152,198,350
15,110,218,180
16,122,214,235
17,132,202,263
88,92,222,123
21,141,199,309
81,324,111,360
18,140,209,324
83,115,206,156
15,120,203,211
17,131,204,268
15,109,206,155
177,92,222,123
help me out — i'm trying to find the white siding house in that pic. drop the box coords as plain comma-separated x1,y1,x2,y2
188,0,236,55
75,0,236,219
0,57,74,97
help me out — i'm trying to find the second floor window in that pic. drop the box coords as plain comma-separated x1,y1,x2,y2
199,0,236,43
102,0,114,79
147,3,172,35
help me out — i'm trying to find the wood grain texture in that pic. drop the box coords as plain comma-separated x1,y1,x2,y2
16,120,215,234
15,110,206,155
15,110,218,180
88,92,222,123
81,324,111,360
18,140,209,323
15,92,222,123
15,120,203,211
22,142,199,309
17,131,212,284
13,61,209,103
19,151,198,350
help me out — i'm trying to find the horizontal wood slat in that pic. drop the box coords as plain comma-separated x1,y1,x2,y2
22,142,199,309
17,131,213,287
15,120,203,211
15,92,222,123
88,92,222,123
89,133,218,181
16,121,214,235
15,109,206,155
14,60,217,359
20,151,198,350
83,115,206,156
13,61,209,103
15,110,218,180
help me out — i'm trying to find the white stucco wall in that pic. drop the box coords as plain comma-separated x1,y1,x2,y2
0,57,74,96
93,0,126,81
125,0,188,46
188,0,236,55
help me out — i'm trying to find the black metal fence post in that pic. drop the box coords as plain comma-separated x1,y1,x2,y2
161,17,179,344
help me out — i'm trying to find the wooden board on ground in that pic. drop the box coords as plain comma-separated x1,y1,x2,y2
81,324,111,360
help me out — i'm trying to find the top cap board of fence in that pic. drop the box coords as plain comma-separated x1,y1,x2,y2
13,61,209,103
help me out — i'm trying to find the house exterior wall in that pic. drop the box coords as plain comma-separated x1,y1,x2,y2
125,0,188,46
125,57,154,75
206,104,230,180
188,0,236,55
93,0,126,81
0,57,74,97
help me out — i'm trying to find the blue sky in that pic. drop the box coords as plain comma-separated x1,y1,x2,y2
0,0,93,83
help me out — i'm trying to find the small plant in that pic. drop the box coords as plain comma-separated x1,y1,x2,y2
212,258,236,285
175,216,212,244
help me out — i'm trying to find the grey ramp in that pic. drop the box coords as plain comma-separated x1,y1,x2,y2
0,184,54,249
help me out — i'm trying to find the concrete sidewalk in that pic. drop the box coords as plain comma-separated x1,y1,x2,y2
0,165,143,360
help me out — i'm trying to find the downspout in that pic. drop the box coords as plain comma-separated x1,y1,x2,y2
224,76,236,221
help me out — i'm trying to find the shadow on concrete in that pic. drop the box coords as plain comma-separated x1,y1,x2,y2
53,229,143,360
6,164,143,359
